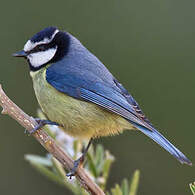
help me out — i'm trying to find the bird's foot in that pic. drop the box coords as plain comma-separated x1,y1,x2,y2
66,156,84,179
25,118,61,135
66,139,93,179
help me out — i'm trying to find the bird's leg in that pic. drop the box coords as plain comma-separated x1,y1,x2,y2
26,118,62,134
66,138,93,179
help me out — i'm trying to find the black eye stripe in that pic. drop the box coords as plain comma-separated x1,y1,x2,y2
28,41,57,54
27,44,47,54
30,44,47,53
38,45,45,51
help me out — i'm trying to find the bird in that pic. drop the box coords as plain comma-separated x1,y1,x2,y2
13,26,192,177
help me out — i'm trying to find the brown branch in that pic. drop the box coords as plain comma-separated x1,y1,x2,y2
0,84,105,195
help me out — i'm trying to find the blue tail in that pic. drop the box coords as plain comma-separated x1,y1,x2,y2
131,122,192,165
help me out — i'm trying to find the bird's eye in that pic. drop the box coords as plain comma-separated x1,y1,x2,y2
29,44,48,54
37,45,45,51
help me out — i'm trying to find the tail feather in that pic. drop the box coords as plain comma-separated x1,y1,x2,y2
131,122,192,165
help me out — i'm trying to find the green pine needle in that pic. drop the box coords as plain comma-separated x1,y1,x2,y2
190,182,195,195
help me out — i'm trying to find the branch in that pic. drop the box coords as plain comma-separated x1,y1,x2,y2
0,84,105,195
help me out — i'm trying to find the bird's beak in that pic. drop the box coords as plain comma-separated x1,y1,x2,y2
12,50,27,57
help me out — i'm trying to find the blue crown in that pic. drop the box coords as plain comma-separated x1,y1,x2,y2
30,26,58,43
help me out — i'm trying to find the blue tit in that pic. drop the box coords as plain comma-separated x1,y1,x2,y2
13,27,192,176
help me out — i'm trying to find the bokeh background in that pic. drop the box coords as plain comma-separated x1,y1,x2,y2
0,0,194,194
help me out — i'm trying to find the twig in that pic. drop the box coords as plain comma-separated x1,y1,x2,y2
0,84,105,195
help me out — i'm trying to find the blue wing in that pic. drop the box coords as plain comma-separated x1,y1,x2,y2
46,66,191,165
46,69,151,129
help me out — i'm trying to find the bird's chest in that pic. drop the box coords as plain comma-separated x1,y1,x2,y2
30,69,85,125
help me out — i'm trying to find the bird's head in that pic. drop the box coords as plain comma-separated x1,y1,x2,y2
13,26,70,71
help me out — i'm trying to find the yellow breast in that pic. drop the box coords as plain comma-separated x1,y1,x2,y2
30,68,133,139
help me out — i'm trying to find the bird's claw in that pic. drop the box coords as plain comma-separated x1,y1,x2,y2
66,172,75,179
25,118,61,135
66,139,93,179
66,158,83,179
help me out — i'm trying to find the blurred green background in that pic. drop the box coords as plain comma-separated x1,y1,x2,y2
0,0,194,194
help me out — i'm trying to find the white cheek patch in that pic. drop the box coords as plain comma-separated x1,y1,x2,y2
27,47,57,68
24,29,59,52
